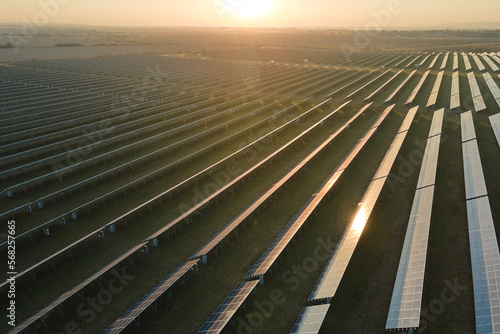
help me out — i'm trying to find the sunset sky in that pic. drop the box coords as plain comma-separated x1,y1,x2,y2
1,0,499,28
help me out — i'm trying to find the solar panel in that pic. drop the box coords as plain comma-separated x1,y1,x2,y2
440,52,449,70
308,177,387,302
482,73,500,109
462,140,488,200
472,54,486,71
428,108,444,138
450,71,460,109
385,108,444,331
467,72,487,112
189,102,368,261
405,55,421,68
418,54,431,67
290,304,330,334
345,69,390,99
373,106,418,180
405,70,430,105
453,52,459,70
384,70,416,103
198,280,259,334
490,113,500,147
463,53,472,71
466,196,500,334
364,69,403,101
426,71,444,107
416,135,441,190
461,111,476,142
244,105,393,280
481,55,500,72
11,242,148,333
308,104,417,303
103,260,199,334
386,186,435,330
428,53,440,69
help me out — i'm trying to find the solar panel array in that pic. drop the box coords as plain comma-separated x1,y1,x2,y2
290,304,330,334
405,70,430,105
482,72,500,109
198,280,259,334
490,113,500,146
463,53,473,71
467,72,487,112
244,105,394,281
450,71,461,109
385,70,416,103
440,52,449,70
385,108,444,331
308,106,419,303
453,52,459,70
426,71,444,107
103,260,199,334
189,102,365,262
0,92,314,247
471,54,486,71
142,99,340,244
481,55,500,72
0,96,329,290
461,111,500,334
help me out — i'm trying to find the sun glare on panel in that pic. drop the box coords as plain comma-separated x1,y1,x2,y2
231,0,275,18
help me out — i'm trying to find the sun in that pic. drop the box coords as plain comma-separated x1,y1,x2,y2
230,0,275,18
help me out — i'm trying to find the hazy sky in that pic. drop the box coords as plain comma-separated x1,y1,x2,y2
1,0,499,28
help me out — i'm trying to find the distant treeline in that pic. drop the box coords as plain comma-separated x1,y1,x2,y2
54,43,84,47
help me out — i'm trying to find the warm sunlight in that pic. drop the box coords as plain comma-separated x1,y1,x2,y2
230,0,275,18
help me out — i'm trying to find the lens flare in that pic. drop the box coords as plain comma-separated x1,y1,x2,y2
231,0,274,18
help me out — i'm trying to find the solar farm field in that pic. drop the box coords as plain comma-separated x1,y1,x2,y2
2,29,500,334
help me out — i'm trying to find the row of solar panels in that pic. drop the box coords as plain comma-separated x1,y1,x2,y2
0,89,292,219
440,52,450,70
6,98,347,333
2,63,338,235
482,72,500,109
428,52,441,69
198,103,397,334
386,108,444,331
0,58,249,133
293,106,420,333
450,71,461,109
461,111,500,334
0,94,307,249
0,96,322,291
344,55,415,99
108,100,369,334
1,60,326,179
467,72,487,112
19,98,354,333
491,113,500,146
453,52,459,71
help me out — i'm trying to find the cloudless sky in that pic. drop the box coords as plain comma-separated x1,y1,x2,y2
1,0,499,28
